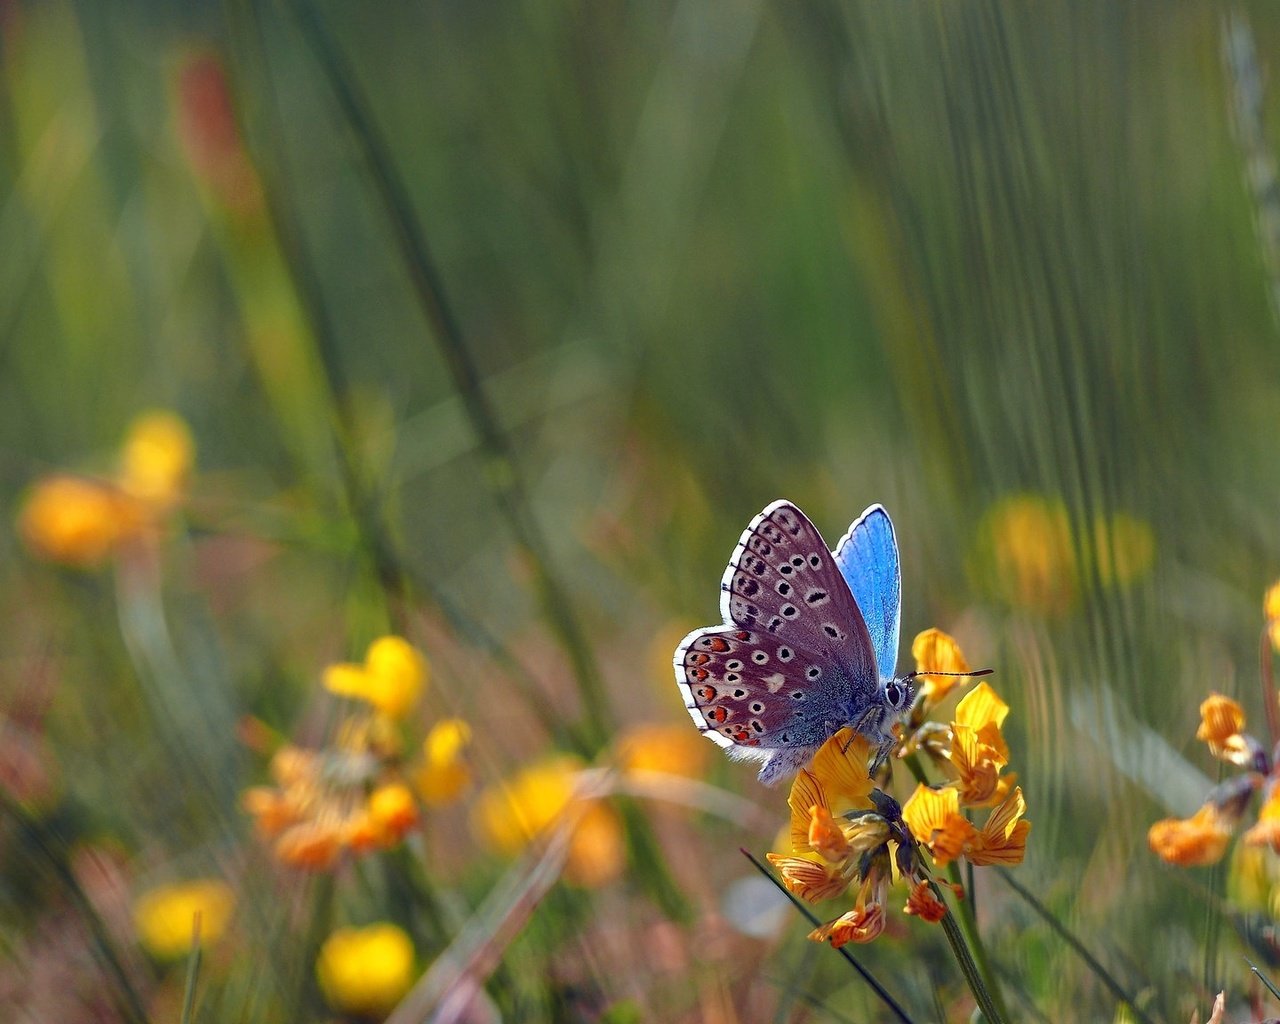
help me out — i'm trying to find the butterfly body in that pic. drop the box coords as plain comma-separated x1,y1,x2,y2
674,500,910,785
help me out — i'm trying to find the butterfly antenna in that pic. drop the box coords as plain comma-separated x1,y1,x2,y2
901,668,994,682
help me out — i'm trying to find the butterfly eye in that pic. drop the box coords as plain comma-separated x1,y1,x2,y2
884,680,908,710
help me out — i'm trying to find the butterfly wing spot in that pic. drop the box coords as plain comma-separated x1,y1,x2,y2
691,653,710,666
822,624,845,640
750,720,766,734
705,637,730,652
808,554,822,568
765,673,787,692
778,647,794,661
752,651,768,664
734,631,751,641
724,672,740,683
778,565,793,576
691,668,710,681
806,666,822,680
776,580,791,596
726,659,743,671
709,706,730,723
791,690,805,700
731,688,747,698
697,685,717,700
781,605,798,618
766,616,784,633
805,589,828,605
790,556,804,568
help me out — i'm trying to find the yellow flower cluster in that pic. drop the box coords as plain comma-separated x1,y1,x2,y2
769,629,1028,947
18,410,195,568
243,636,472,870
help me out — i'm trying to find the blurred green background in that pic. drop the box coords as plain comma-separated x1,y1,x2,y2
6,1,1280,1021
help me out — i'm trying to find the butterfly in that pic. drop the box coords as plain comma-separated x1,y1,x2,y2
674,500,910,785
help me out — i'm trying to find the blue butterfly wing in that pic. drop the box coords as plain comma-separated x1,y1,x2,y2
833,505,901,682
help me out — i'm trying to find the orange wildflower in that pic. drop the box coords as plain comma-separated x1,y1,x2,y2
967,787,1031,866
1148,805,1232,867
275,821,344,872
904,880,949,923
901,785,977,868
808,874,887,947
1195,694,1254,766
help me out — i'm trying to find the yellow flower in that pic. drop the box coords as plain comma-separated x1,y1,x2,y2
1266,580,1280,624
1092,512,1155,588
1148,805,1232,866
1196,693,1253,765
911,628,973,706
118,410,195,508
901,785,977,868
316,923,415,1016
133,879,235,960
17,475,143,568
966,786,1031,866
946,682,1013,806
472,755,624,888
1266,581,1280,652
785,730,874,851
616,722,710,779
472,755,584,856
323,635,428,719
416,719,472,806
1244,788,1280,853
976,494,1077,616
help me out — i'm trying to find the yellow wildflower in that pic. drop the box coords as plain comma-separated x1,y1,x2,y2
901,785,977,868
911,628,973,706
1092,512,1155,588
133,879,235,960
966,786,1031,865
946,682,1013,806
1148,805,1232,867
316,923,415,1016
323,635,428,719
416,719,472,806
118,410,195,508
977,494,1077,616
808,874,888,947
1266,580,1280,624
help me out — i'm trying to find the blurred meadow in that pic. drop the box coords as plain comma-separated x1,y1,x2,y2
7,1,1280,1021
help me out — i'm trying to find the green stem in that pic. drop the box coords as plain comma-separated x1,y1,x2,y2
993,868,1155,1024
741,850,916,1024
902,753,1009,1021
936,882,1006,1024
180,938,202,1024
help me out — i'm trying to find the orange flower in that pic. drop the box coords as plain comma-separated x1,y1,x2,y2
808,804,852,863
912,628,973,706
1148,805,1232,867
967,786,1030,866
275,821,344,871
18,476,144,568
1195,694,1253,765
901,785,977,868
765,854,853,903
809,903,886,947
904,880,949,923
366,782,419,845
